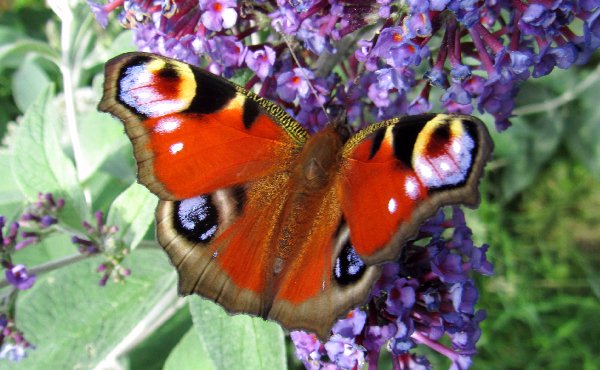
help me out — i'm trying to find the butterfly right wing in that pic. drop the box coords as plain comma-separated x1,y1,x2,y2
339,113,492,264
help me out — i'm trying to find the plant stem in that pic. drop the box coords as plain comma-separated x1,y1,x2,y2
0,253,91,289
50,0,91,206
514,64,600,116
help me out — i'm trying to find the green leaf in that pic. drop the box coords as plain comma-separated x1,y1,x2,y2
164,328,217,370
6,248,177,370
12,57,51,113
493,80,566,202
107,182,157,250
77,107,129,182
0,149,23,219
10,85,87,230
188,297,287,370
129,305,194,370
0,26,24,46
565,70,600,179
0,39,60,70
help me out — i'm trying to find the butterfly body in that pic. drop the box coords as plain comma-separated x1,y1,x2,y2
99,52,492,339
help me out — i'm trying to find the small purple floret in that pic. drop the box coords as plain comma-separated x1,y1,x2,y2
5,265,36,290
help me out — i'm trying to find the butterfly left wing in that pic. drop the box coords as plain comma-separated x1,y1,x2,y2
98,52,307,200
338,113,493,264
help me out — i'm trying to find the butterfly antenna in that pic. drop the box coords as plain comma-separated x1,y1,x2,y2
273,20,330,122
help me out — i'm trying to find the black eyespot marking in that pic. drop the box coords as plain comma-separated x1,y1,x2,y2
368,128,386,160
158,64,179,79
334,239,366,286
243,98,260,129
433,121,451,141
187,69,237,114
173,195,219,243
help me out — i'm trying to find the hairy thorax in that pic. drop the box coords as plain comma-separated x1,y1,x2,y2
275,127,344,261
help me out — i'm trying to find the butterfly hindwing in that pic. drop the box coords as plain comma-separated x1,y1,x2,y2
98,52,307,200
155,176,288,317
339,113,492,264
155,170,380,339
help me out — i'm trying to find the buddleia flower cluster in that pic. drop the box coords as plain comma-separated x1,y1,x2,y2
291,207,493,369
88,0,600,131
71,211,131,286
0,194,129,361
85,0,599,368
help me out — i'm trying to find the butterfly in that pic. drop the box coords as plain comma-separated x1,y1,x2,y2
98,52,492,340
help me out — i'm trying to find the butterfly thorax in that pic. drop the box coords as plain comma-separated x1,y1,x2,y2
291,126,343,191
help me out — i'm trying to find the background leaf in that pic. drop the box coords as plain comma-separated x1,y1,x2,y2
107,182,157,250
10,85,87,230
188,297,287,370
565,68,600,179
76,106,129,182
4,248,177,370
11,57,51,113
128,304,194,370
0,149,23,219
163,328,216,370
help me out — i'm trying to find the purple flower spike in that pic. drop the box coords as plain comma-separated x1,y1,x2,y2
408,95,433,115
14,236,38,250
290,331,322,365
40,215,57,228
86,0,600,366
5,264,36,290
86,0,109,28
386,278,418,316
276,68,313,102
270,7,301,34
331,309,366,337
200,0,238,31
0,343,28,361
207,36,246,71
245,46,276,80
324,334,365,369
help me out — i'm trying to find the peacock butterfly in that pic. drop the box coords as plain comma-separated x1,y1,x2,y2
98,52,492,340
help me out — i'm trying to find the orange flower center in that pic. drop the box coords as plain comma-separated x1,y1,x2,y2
212,2,222,11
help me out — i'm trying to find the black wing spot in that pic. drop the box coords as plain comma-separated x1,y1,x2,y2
231,185,246,215
391,121,422,169
126,55,152,68
173,195,219,243
334,239,366,286
433,121,451,141
186,69,237,114
158,64,179,79
368,128,386,160
242,98,260,129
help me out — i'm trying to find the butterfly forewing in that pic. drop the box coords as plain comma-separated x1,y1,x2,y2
339,114,492,264
98,52,307,200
